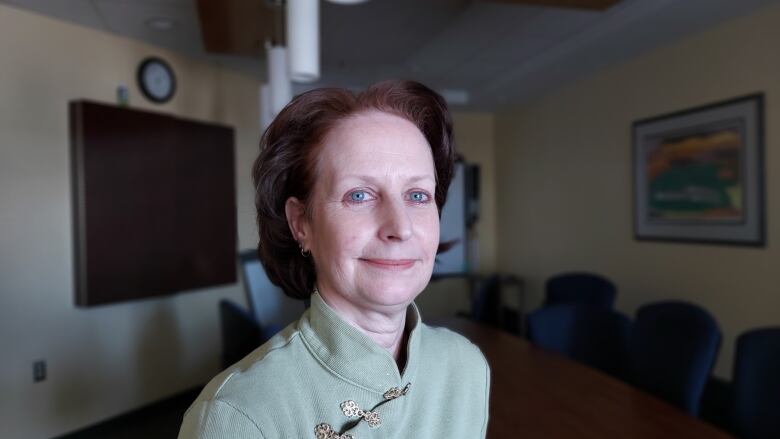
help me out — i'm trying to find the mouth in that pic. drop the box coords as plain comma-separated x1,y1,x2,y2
359,258,417,270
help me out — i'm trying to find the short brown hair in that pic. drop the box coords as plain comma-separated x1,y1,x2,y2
252,80,455,300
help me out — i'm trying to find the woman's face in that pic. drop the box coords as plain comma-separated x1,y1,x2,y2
288,110,440,313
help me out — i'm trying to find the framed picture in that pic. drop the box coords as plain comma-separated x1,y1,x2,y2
633,94,765,246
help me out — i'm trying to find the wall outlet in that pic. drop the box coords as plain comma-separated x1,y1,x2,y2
33,360,46,382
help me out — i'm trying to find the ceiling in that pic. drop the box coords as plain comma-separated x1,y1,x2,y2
2,0,775,110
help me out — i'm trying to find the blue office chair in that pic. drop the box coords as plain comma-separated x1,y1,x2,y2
527,303,631,377
626,301,721,416
217,251,305,369
218,300,280,368
544,272,617,308
732,327,780,439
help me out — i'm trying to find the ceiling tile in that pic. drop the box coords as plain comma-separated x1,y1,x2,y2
94,0,203,57
441,36,552,90
321,0,470,66
517,7,601,39
4,0,106,30
406,2,543,80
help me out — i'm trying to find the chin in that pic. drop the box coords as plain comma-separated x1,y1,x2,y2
359,279,426,308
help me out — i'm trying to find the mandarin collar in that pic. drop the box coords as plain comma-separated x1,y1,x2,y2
298,292,421,394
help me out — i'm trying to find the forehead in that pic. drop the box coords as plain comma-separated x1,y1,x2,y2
316,110,435,179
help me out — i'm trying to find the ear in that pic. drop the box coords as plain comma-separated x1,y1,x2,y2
285,197,310,249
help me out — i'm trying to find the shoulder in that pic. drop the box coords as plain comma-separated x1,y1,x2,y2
206,322,302,397
180,322,304,436
419,323,489,373
416,322,491,426
178,398,264,439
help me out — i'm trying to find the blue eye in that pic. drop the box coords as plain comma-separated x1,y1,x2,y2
409,191,429,203
349,190,368,202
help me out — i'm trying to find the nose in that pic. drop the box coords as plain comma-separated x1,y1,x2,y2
379,197,412,242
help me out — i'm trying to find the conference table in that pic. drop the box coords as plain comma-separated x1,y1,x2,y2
430,318,733,438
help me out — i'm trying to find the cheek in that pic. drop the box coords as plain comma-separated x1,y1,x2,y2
415,211,440,254
320,213,371,255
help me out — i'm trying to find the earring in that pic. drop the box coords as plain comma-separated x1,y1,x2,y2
299,243,310,257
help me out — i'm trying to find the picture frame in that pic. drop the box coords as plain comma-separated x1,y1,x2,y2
632,93,765,246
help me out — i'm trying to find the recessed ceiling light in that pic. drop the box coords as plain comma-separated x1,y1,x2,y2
145,17,176,31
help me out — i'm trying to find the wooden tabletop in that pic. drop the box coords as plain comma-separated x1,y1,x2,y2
429,318,733,439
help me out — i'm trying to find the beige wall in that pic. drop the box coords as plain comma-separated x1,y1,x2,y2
0,5,262,438
453,112,498,274
417,112,498,318
495,2,780,378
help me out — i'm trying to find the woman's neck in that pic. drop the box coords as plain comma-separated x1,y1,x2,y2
318,290,409,365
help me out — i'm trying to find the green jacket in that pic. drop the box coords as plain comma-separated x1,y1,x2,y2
178,292,490,438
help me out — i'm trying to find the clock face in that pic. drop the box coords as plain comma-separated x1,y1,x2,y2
137,57,176,103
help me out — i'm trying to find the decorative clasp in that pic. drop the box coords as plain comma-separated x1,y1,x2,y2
316,382,411,438
383,383,411,400
341,400,381,428
314,423,354,439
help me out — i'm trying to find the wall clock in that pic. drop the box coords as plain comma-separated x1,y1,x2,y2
137,57,176,104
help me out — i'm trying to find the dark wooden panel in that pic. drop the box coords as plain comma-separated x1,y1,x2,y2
429,318,734,439
173,118,237,292
196,0,277,56
70,101,236,306
72,102,179,305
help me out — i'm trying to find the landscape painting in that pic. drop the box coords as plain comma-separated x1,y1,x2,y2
633,94,764,246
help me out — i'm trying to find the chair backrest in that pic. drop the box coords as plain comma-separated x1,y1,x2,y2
239,249,304,329
544,272,617,308
626,301,721,416
527,303,631,377
732,327,780,439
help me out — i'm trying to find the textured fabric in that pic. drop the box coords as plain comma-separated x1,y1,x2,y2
178,293,490,438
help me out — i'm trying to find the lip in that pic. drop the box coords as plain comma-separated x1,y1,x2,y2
359,258,417,270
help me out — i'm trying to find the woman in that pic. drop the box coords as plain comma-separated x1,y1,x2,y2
178,80,490,439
